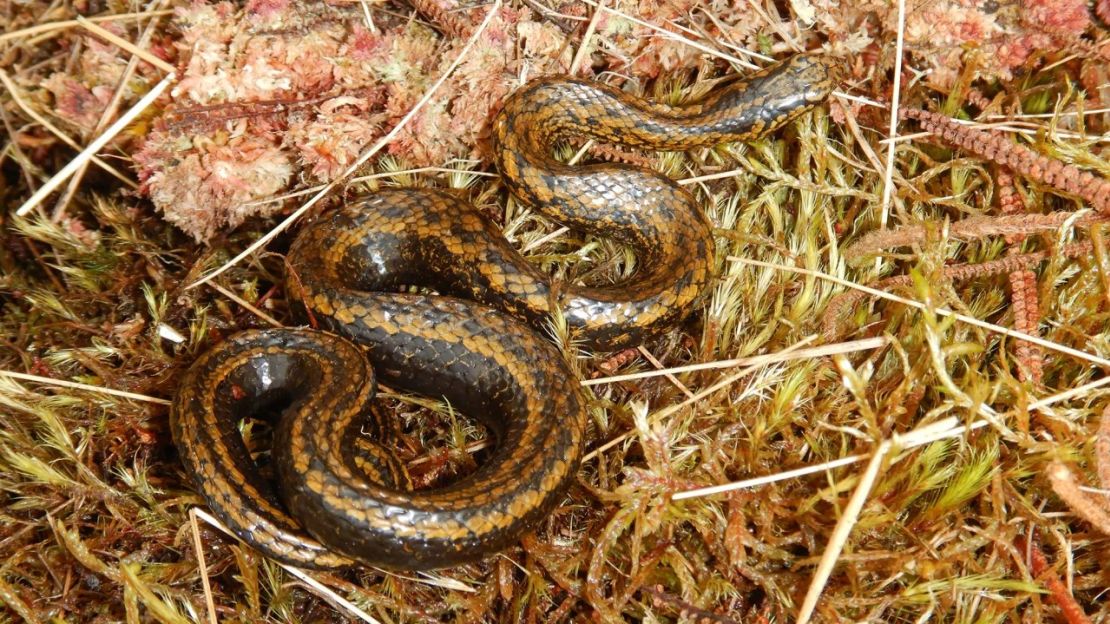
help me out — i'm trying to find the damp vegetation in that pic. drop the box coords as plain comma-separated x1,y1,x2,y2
1,0,1109,622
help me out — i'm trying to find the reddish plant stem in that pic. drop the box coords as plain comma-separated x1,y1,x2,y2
1014,536,1092,624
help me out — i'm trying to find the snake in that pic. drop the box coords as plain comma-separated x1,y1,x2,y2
171,54,836,571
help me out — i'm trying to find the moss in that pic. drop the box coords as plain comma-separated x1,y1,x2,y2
1,0,1109,622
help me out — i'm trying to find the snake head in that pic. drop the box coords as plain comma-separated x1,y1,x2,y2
763,52,839,109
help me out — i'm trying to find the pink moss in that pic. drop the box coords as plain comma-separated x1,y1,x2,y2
134,129,292,242
1022,0,1091,35
290,96,385,179
43,74,108,132
145,0,1098,242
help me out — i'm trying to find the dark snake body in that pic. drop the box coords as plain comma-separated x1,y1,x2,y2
171,55,835,570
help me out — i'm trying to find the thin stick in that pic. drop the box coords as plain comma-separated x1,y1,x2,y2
243,166,497,207
880,120,1105,145
796,439,891,624
877,0,906,242
840,100,891,179
674,369,1110,502
672,455,867,500
191,509,383,624
0,370,171,405
54,9,164,220
15,73,175,216
835,92,884,108
584,336,816,462
520,226,570,253
678,169,748,185
1029,377,1110,411
728,257,1110,370
988,108,1110,120
358,0,377,33
0,10,174,44
0,68,136,188
207,283,282,328
75,16,176,74
282,568,382,624
636,346,696,399
583,336,887,386
569,0,603,75
187,0,503,290
188,510,219,624
52,53,144,220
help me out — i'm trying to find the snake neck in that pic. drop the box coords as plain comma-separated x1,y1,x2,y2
492,54,834,155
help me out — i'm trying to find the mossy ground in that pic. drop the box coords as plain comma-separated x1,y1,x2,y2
1,1,1109,622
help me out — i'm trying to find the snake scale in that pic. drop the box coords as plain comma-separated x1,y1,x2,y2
171,54,836,570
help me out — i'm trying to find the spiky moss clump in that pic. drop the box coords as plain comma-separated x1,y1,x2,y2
3,4,1110,624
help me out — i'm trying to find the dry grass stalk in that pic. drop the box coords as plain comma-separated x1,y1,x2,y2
583,336,818,461
192,509,384,623
585,337,887,386
0,9,173,43
1099,406,1110,494
74,15,175,74
0,68,136,188
569,0,602,75
0,370,172,405
206,283,282,328
740,255,1110,374
877,0,908,241
187,511,218,624
796,439,892,624
14,73,176,217
53,12,167,221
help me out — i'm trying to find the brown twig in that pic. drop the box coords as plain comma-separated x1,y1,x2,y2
845,213,1106,260
1014,536,1093,624
900,108,1110,213
1008,269,1043,383
823,242,1094,339
163,88,383,132
997,169,1043,383
408,0,478,38
1047,461,1110,535
642,585,740,624
585,142,656,168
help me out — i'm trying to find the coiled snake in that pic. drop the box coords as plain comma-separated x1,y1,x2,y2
171,54,835,570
